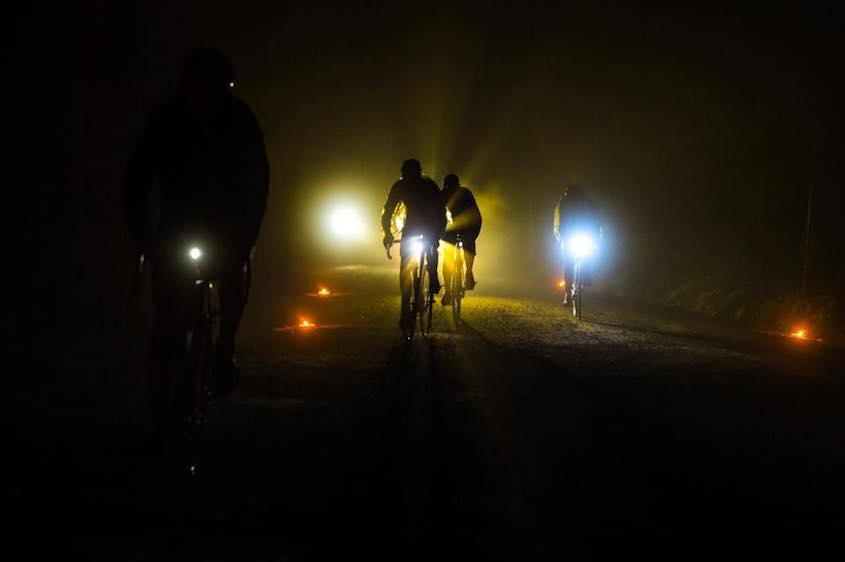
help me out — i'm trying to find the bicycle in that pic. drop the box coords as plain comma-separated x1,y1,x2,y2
134,244,220,476
387,235,436,341
561,232,597,321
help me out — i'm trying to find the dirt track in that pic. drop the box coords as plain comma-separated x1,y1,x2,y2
19,266,845,560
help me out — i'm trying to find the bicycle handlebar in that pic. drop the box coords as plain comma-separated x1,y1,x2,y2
384,237,436,260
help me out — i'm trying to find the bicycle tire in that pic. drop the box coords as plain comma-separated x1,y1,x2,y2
406,264,420,342
182,283,216,474
419,249,434,336
452,250,463,323
421,279,434,335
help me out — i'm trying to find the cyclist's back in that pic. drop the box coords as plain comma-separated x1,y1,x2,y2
126,81,268,258
124,49,270,409
381,159,446,333
554,184,599,242
383,174,445,239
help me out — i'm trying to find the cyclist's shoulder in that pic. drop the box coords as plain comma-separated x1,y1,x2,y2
459,186,478,202
421,175,439,189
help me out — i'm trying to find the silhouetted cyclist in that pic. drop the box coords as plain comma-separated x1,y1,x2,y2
381,159,446,328
124,49,269,409
440,174,482,305
553,184,601,304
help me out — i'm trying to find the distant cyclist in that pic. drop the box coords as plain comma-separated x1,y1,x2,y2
553,184,601,304
124,49,270,409
381,159,447,328
440,174,482,305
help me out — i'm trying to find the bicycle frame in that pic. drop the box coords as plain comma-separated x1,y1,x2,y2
449,236,465,321
134,250,220,475
387,236,435,340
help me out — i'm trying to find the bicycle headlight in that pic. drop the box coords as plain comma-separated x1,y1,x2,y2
568,233,596,259
188,247,203,261
411,237,424,255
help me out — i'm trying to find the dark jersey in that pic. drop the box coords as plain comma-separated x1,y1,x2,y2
124,93,270,255
381,175,446,239
554,193,600,242
442,185,482,238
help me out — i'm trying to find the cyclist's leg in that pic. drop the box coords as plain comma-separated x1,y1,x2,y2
463,233,478,288
562,253,575,303
563,258,577,295
563,252,574,286
149,253,185,426
215,255,249,395
442,242,455,295
426,241,441,294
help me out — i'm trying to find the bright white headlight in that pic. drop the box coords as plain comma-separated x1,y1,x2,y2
568,233,596,259
327,206,365,240
411,238,425,255
188,247,203,261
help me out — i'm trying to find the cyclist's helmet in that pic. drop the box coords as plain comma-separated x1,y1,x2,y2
401,158,422,179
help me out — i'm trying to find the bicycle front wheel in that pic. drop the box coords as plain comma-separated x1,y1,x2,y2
419,254,434,336
405,268,420,341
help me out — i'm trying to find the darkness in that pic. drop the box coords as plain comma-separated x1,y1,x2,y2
53,3,844,323
16,1,845,556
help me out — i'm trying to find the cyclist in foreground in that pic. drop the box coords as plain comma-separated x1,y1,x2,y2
124,49,270,422
381,158,447,331
440,174,482,306
553,184,601,306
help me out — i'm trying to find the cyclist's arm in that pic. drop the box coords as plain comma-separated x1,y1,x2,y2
381,182,401,236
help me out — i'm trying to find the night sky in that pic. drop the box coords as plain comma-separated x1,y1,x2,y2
45,1,845,339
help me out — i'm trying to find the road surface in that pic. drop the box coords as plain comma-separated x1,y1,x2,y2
18,265,845,560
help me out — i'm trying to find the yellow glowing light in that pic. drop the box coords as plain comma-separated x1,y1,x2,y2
318,288,331,297
391,202,407,233
446,209,453,224
790,328,808,339
229,81,235,88
299,319,314,328
558,280,566,288
327,205,365,241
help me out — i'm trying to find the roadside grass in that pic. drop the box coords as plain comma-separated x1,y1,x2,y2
602,263,843,345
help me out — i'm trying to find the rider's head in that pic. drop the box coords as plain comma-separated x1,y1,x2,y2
180,49,234,113
565,184,584,198
444,174,460,189
401,158,422,179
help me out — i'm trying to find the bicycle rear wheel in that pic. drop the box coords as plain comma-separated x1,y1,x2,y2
181,283,215,475
405,268,420,342
452,252,464,322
